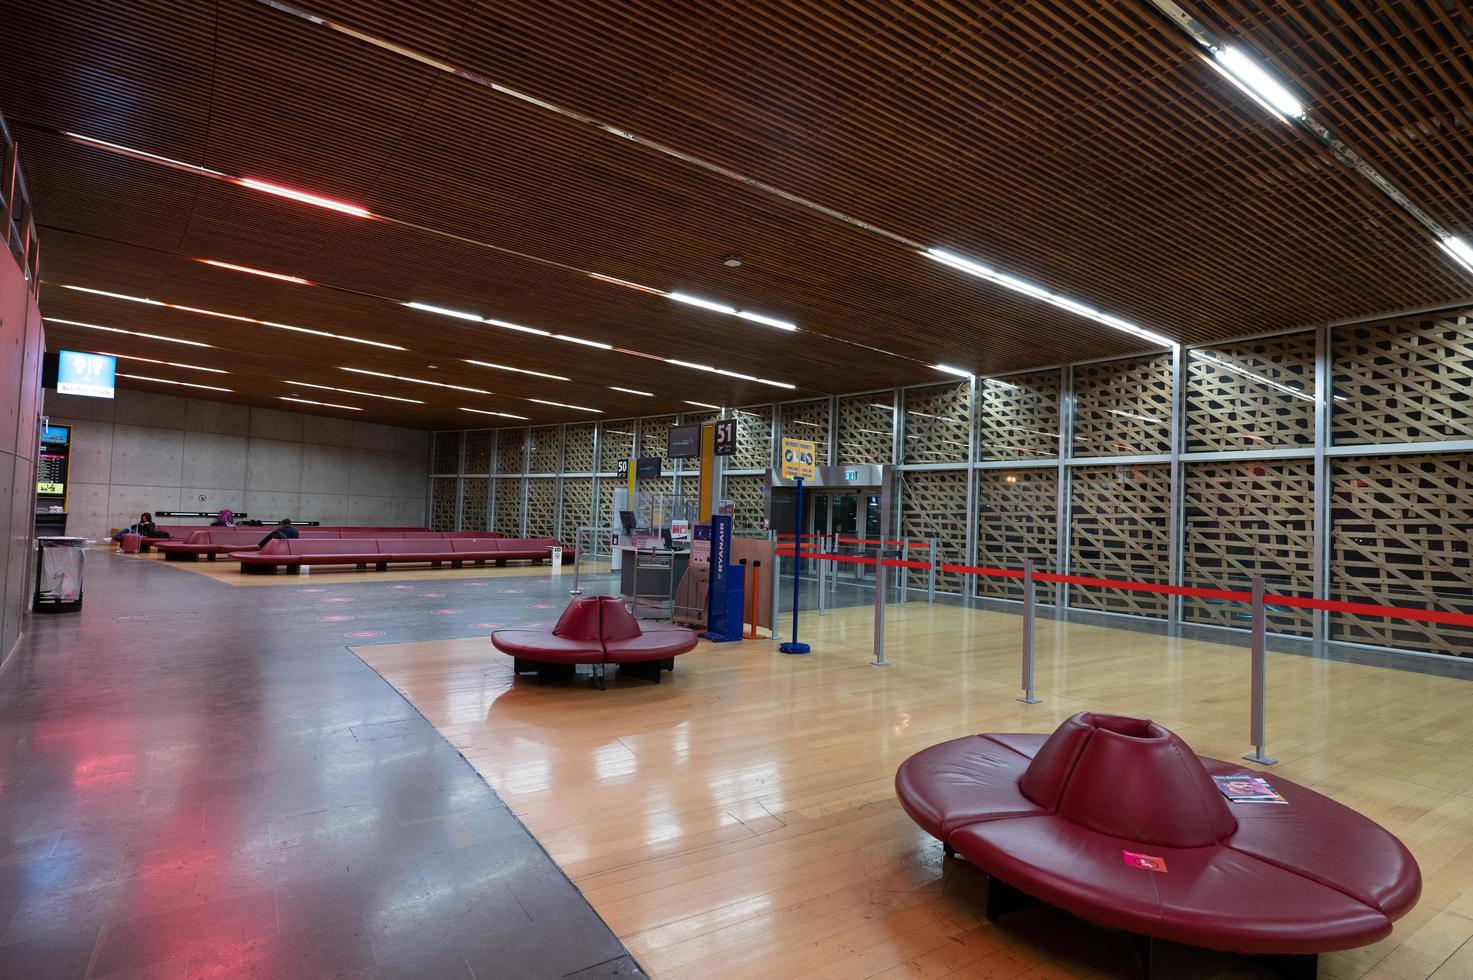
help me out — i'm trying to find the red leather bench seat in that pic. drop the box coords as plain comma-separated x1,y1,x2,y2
491,596,697,684
895,712,1420,959
230,535,565,571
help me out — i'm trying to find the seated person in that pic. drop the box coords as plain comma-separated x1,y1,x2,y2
209,508,236,527
111,512,165,543
257,518,300,549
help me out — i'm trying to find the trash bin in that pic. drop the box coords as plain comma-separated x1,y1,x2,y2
34,536,88,613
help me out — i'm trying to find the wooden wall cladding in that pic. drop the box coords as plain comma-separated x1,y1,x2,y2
903,383,970,465
978,372,1059,461
460,477,489,532
525,478,557,536
562,423,596,474
1186,332,1316,452
639,416,675,469
599,420,635,473
724,474,767,533
779,400,831,465
559,477,593,537
1330,454,1473,656
463,429,494,474
430,477,457,531
494,477,522,534
975,468,1057,603
431,431,460,475
1069,464,1171,618
733,406,774,470
1073,354,1174,457
836,394,893,465
899,469,968,592
1332,307,1473,446
496,429,525,475
640,475,675,500
1182,461,1314,636
529,426,561,473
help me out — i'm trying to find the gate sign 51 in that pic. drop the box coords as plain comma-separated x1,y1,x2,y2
780,438,817,480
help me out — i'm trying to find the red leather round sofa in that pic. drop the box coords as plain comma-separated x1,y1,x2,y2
491,595,697,687
896,712,1420,977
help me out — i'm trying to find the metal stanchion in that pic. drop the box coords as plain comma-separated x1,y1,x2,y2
1017,559,1041,704
830,534,839,597
872,472,892,667
899,540,909,605
927,536,938,604
816,545,826,616
770,533,782,645
569,526,585,595
1244,574,1278,765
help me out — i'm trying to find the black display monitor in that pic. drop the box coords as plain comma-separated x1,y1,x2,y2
667,423,700,459
619,510,638,533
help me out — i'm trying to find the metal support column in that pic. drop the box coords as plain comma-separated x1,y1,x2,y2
1312,324,1331,646
1054,365,1074,610
1167,344,1186,627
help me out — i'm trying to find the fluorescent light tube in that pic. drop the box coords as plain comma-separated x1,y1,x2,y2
280,397,362,411
339,367,489,394
406,301,483,322
555,335,612,350
1439,236,1473,274
44,317,214,348
485,318,551,336
685,401,722,409
527,398,602,413
609,386,654,396
118,373,232,392
463,359,570,381
735,310,797,331
933,364,972,378
668,292,736,315
237,178,372,218
1212,47,1304,121
461,407,529,419
61,285,164,305
200,259,312,285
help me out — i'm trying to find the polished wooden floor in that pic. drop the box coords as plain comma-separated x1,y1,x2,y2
355,600,1473,979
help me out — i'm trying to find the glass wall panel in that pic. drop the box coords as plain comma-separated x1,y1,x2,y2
979,371,1059,460
1069,463,1171,617
836,394,892,465
1332,307,1473,446
1186,332,1314,451
1073,354,1173,457
976,468,1057,603
903,383,969,465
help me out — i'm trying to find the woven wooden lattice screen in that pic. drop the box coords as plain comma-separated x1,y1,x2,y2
459,477,489,532
976,468,1057,603
979,372,1059,461
1186,332,1315,452
903,383,970,465
1070,464,1172,617
1073,354,1173,457
836,394,892,464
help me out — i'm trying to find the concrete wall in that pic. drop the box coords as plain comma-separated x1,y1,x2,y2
45,390,430,540
0,257,45,667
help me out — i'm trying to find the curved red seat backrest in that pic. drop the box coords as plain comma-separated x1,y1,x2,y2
552,597,603,641
284,538,382,555
1020,712,1237,848
597,596,643,641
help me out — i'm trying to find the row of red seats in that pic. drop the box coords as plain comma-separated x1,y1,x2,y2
154,528,504,561
230,536,573,574
137,525,431,552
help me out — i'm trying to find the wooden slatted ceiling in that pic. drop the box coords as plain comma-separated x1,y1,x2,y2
1173,1,1473,234
3,0,1471,428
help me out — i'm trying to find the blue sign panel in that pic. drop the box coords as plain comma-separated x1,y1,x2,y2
57,350,116,399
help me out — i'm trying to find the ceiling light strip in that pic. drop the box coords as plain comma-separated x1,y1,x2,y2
339,367,490,394
609,386,653,396
460,407,530,419
280,396,362,411
60,284,407,350
1146,0,1473,281
283,380,424,404
199,258,313,285
463,359,570,381
924,249,1176,348
44,316,214,348
96,352,228,373
526,398,602,414
118,373,232,392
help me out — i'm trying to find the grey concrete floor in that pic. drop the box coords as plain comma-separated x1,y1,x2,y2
0,552,642,979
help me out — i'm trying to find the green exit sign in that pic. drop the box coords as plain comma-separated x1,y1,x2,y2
844,469,859,481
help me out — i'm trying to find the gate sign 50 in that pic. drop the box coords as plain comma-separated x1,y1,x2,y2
780,438,817,480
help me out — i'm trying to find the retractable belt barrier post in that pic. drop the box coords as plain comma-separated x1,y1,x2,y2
1244,575,1277,765
1018,559,1041,704
927,536,938,604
